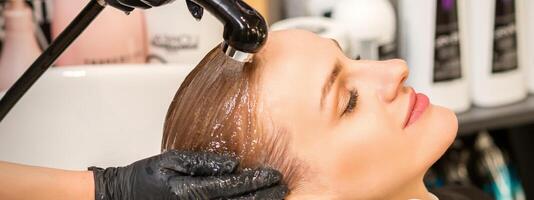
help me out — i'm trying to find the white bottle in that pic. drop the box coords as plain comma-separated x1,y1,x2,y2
517,0,534,93
270,17,351,55
461,0,526,107
144,2,223,65
52,0,147,66
332,0,397,60
398,0,470,113
0,0,42,91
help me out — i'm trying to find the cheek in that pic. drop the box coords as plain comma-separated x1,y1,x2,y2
317,118,414,195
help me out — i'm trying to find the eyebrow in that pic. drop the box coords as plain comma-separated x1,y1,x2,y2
320,64,341,110
330,39,342,51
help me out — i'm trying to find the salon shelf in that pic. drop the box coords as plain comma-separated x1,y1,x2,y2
457,94,534,135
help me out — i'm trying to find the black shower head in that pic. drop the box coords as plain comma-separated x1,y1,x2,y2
186,0,268,62
105,0,268,62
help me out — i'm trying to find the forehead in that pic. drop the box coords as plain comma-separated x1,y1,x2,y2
256,30,341,80
255,30,341,127
259,30,340,61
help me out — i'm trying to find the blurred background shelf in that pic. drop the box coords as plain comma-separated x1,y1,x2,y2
458,94,534,135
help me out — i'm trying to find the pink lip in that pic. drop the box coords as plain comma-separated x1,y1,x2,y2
403,88,430,128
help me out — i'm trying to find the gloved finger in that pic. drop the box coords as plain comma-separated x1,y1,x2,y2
223,185,289,200
117,0,152,9
140,0,176,7
168,167,283,199
160,150,238,176
105,0,135,12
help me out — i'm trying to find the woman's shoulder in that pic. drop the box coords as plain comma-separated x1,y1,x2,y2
430,185,494,200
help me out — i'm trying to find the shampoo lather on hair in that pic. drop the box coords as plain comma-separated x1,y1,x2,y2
461,0,526,107
0,0,42,91
399,0,470,113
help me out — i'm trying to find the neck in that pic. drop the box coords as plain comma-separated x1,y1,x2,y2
286,177,432,200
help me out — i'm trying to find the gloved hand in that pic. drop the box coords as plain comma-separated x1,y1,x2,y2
104,0,175,12
89,150,288,200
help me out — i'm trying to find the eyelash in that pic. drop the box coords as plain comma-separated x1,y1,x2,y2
339,56,359,117
342,90,358,116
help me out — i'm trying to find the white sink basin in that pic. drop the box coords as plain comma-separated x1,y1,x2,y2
0,64,193,170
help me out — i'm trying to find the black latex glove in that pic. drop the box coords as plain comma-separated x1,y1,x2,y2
104,0,175,12
89,150,288,200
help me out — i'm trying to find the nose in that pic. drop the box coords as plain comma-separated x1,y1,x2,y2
350,59,409,102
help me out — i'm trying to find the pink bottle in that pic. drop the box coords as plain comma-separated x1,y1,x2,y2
52,0,148,66
0,0,42,91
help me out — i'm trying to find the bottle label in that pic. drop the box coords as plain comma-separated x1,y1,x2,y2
83,50,146,65
492,0,518,74
148,34,200,63
433,0,462,83
151,34,200,52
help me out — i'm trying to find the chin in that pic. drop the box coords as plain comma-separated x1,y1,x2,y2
413,104,458,169
432,105,458,156
437,105,459,142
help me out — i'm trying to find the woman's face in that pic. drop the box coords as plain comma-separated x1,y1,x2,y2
256,30,458,198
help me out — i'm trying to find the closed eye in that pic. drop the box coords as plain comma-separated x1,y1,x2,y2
340,55,361,116
342,90,358,116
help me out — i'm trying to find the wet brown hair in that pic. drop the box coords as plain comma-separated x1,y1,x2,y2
162,45,303,189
